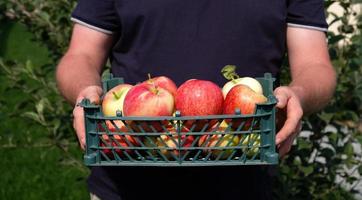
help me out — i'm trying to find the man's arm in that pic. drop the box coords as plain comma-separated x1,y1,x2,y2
274,27,337,156
56,24,116,148
56,24,116,105
286,27,336,115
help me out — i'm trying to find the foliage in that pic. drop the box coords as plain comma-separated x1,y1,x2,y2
276,1,362,199
0,0,76,58
0,0,361,199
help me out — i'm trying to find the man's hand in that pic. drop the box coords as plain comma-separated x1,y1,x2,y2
274,86,303,157
73,86,103,149
273,27,337,157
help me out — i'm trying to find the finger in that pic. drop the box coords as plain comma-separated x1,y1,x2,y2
73,105,86,150
278,129,299,157
274,87,289,109
87,92,101,104
278,138,292,158
276,97,303,145
76,86,103,105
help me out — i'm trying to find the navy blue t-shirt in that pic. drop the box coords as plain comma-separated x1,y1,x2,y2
71,1,327,199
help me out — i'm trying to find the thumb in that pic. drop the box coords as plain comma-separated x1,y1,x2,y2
274,86,291,109
76,85,103,105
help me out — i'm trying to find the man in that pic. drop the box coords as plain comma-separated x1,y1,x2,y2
56,0,336,199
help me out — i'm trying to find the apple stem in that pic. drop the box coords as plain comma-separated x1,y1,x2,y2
147,73,158,94
150,87,159,95
221,65,240,81
112,91,120,100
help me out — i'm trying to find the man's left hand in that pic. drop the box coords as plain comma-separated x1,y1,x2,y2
274,86,303,157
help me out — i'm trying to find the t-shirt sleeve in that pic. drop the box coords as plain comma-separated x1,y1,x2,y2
287,0,328,32
71,0,121,34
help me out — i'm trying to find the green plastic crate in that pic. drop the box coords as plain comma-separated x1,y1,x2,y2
81,73,278,166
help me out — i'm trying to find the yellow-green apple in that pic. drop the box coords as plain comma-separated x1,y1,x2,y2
123,83,175,132
143,126,194,159
158,127,193,158
198,133,240,159
241,133,260,157
222,77,263,98
175,79,224,131
102,84,133,116
223,84,267,129
220,65,263,98
142,75,177,97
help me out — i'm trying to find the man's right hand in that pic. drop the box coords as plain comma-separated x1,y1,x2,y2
73,85,103,149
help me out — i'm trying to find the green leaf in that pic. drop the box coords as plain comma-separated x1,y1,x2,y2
320,148,335,159
38,12,50,23
329,132,338,145
297,139,311,150
329,35,345,45
317,112,334,124
220,65,240,80
344,143,354,156
358,166,362,175
357,135,362,144
36,99,45,115
22,112,40,123
301,166,314,176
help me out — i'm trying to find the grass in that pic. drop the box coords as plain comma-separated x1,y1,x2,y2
0,145,89,200
0,19,89,200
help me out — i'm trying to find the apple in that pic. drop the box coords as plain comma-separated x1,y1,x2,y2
198,123,239,159
220,65,263,98
223,84,267,129
105,120,140,146
142,75,177,97
208,120,230,131
198,133,240,160
100,134,131,158
156,132,194,159
102,84,133,116
175,79,224,131
143,127,194,159
222,77,263,98
124,83,175,117
241,133,261,157
123,83,175,132
97,120,140,158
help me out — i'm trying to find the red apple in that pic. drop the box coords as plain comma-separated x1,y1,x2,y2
223,84,267,129
124,83,175,117
100,134,130,158
98,120,140,158
175,79,224,131
102,84,133,116
123,83,175,132
105,120,140,146
142,75,177,97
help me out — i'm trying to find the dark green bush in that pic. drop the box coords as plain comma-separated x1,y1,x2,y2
0,0,361,199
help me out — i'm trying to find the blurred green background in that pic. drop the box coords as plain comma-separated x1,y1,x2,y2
0,0,361,199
